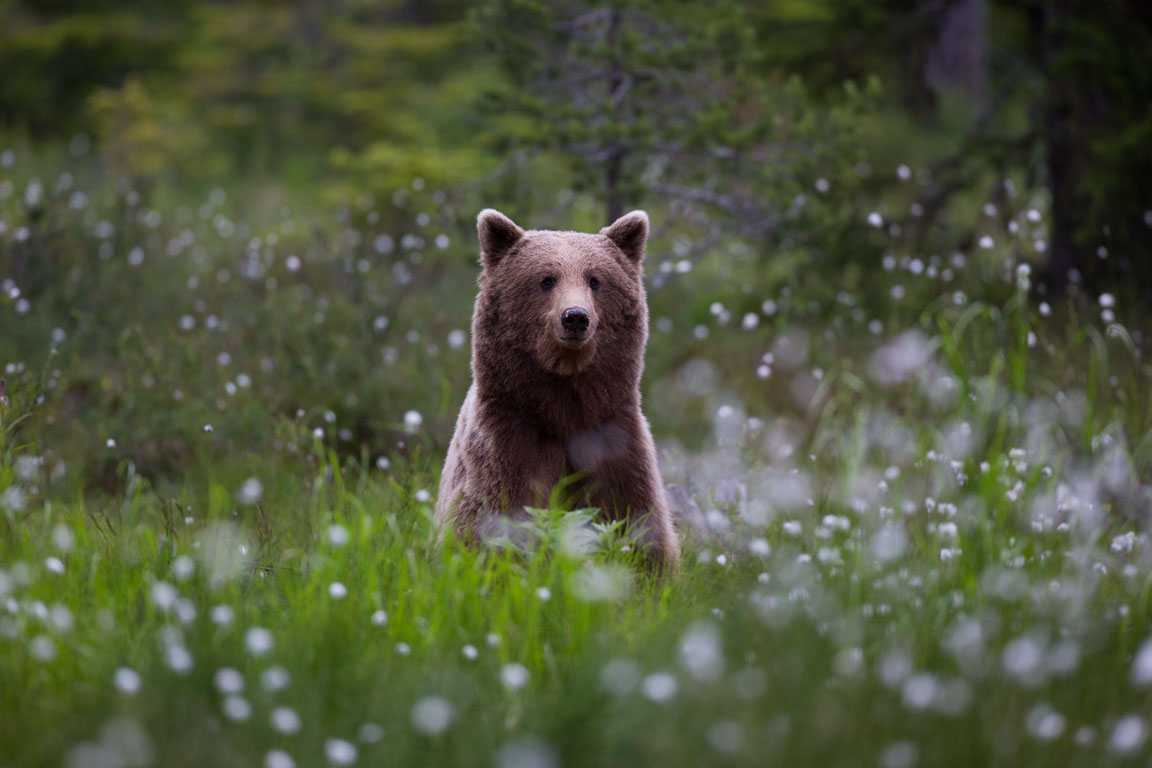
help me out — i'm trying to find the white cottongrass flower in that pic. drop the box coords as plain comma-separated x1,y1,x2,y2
358,723,385,743
872,524,907,562
411,696,455,735
901,674,937,710
1131,637,1152,685
265,750,295,768
0,486,26,513
403,410,423,432
245,627,274,656
1110,715,1146,754
494,738,559,768
261,666,291,692
571,565,632,602
325,738,358,766
834,647,864,677
1002,636,1045,687
222,695,252,722
869,332,932,386
51,525,75,553
237,477,263,506
601,659,641,696
214,668,244,694
165,644,193,673
174,599,196,625
91,717,153,767
1075,726,1097,745
707,721,744,753
50,604,74,632
114,667,142,694
211,605,235,625
327,524,350,547
30,635,57,661
270,706,301,735
172,556,195,581
680,622,724,682
501,663,530,690
641,672,679,702
878,740,918,768
1111,532,1136,554
1025,703,1066,741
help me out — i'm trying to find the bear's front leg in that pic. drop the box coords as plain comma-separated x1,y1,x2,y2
568,417,680,573
448,411,567,543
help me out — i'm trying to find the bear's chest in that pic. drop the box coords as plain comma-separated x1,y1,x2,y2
527,377,623,439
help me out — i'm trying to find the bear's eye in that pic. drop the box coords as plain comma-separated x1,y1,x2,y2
588,276,600,291
540,277,555,291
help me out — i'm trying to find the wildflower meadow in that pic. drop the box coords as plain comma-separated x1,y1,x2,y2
3,2,1152,767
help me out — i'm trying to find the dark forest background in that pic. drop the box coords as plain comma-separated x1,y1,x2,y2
2,0,1150,297
1,0,1151,490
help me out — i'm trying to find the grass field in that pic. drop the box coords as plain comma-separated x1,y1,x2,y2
3,155,1152,767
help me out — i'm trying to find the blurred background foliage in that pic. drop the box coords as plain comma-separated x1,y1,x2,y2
2,0,1148,285
0,0,1150,497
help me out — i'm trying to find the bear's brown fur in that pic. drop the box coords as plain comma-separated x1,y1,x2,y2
436,209,679,571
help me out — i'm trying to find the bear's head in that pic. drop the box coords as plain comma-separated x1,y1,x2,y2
472,209,650,380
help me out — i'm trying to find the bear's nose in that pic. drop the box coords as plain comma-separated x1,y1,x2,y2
561,307,590,335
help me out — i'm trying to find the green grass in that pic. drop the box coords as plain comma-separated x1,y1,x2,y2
2,152,1152,767
4,421,1152,768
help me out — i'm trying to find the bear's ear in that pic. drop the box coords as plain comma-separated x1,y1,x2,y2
477,208,524,269
601,210,649,266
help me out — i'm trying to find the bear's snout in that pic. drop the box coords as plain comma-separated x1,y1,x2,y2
560,307,591,337
554,303,596,349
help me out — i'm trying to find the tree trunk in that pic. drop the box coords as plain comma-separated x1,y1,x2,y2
605,147,624,225
1039,0,1088,297
604,7,624,226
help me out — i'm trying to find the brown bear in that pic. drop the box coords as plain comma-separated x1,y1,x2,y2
436,208,679,572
